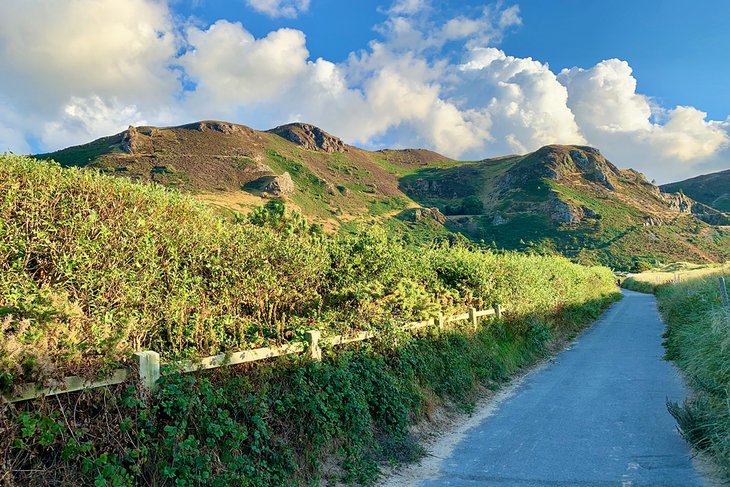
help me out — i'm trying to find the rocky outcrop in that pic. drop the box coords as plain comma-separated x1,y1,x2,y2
120,126,141,154
264,172,295,196
508,145,620,192
402,207,447,224
548,195,600,224
492,213,507,226
662,192,730,225
550,198,584,224
268,123,346,153
194,121,242,134
690,202,730,226
414,207,447,224
323,179,338,196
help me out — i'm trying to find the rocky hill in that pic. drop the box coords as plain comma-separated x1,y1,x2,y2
36,122,730,270
400,145,729,269
661,168,730,213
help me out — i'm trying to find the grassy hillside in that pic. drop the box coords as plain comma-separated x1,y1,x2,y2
662,169,730,212
35,123,730,270
0,154,621,485
652,273,730,480
401,145,730,270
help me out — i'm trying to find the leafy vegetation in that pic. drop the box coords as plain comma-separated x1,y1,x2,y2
649,273,730,480
0,154,620,484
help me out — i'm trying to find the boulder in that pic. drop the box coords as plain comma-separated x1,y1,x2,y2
268,123,346,153
264,172,295,196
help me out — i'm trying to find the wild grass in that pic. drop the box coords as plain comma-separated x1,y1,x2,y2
622,262,730,294
654,272,730,480
0,154,622,485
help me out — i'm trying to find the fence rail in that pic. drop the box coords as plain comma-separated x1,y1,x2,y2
3,305,503,403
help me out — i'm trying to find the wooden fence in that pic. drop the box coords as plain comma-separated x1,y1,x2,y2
3,305,503,403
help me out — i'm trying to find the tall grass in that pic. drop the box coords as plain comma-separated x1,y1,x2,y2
0,154,618,388
656,274,730,479
0,154,622,485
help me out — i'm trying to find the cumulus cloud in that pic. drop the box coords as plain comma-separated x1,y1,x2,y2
180,21,309,113
456,48,585,154
559,59,729,180
0,0,178,149
245,0,310,18
0,0,727,182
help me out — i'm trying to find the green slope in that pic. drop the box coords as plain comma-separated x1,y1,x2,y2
35,123,730,270
661,168,730,212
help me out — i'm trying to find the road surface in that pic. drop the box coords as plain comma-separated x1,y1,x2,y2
395,290,710,486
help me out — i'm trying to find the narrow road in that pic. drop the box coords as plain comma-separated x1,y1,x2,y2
391,290,710,486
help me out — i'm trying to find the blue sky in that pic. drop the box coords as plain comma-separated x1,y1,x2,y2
175,0,730,119
0,0,728,181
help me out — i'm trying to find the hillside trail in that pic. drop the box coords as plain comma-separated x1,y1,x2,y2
381,290,717,487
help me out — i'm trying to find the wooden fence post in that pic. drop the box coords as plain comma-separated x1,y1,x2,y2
494,303,502,320
469,307,478,331
305,330,322,361
719,277,729,308
437,313,445,331
133,351,160,391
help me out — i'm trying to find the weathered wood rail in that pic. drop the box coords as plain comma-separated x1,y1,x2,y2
3,305,503,403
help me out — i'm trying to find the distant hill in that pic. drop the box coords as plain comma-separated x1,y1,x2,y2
400,145,730,270
661,169,730,212
36,121,730,270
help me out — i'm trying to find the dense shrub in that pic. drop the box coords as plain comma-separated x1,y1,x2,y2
0,154,620,485
0,155,618,387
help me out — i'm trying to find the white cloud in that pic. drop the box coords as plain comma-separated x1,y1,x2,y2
455,48,585,154
245,0,310,18
0,0,727,182
558,59,730,180
0,0,178,110
180,21,309,114
0,0,178,150
387,0,429,16
377,2,522,52
40,96,147,151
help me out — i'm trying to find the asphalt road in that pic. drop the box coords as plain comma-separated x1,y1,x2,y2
416,290,709,487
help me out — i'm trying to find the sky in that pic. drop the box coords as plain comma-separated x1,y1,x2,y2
0,0,728,183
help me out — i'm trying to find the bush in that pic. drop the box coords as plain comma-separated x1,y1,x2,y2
0,154,621,485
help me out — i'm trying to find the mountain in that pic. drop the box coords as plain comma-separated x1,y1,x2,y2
400,144,730,269
35,121,730,270
661,169,730,213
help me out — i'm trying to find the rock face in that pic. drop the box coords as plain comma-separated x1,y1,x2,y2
549,198,584,224
402,207,447,224
120,126,141,154
413,207,447,224
548,196,600,224
268,123,346,153
264,172,295,196
509,145,621,192
492,213,507,226
194,121,241,134
662,192,729,224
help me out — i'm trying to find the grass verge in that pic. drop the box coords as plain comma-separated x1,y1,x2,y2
628,271,730,480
